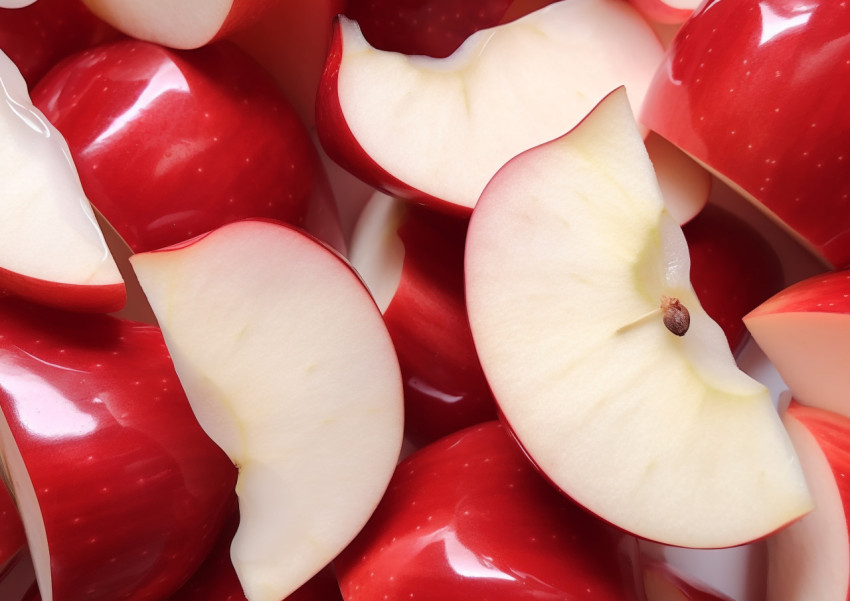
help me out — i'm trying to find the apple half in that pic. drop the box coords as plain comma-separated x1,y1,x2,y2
464,87,812,548
317,0,665,214
767,402,850,601
131,219,404,601
0,50,123,313
744,269,850,418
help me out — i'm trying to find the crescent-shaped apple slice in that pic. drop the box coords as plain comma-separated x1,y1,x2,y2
131,220,404,601
317,0,664,214
464,87,812,549
0,50,123,312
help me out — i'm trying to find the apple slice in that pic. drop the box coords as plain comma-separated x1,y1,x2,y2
626,0,698,24
645,131,710,226
0,50,123,313
744,269,850,418
317,0,665,214
78,0,280,49
131,219,404,601
642,562,735,601
464,87,812,548
767,402,850,601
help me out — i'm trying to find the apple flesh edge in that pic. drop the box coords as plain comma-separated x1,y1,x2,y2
131,219,404,601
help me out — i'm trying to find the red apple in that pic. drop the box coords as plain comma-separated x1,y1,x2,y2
335,421,639,601
645,131,711,225
0,298,237,601
0,484,25,576
317,0,665,215
0,0,119,89
349,193,497,447
79,0,282,50
641,0,850,268
683,202,785,354
768,401,850,601
642,562,735,601
31,38,344,255
744,269,850,418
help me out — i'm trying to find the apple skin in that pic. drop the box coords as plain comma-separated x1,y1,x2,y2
335,421,638,601
31,38,344,254
626,0,693,24
0,0,120,89
642,561,735,601
640,0,850,268
0,298,237,601
0,484,25,576
683,203,785,354
384,204,497,447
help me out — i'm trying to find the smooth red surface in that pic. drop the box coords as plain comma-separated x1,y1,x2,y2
641,0,850,268
747,269,850,317
335,421,638,601
345,0,513,57
384,205,496,447
32,39,340,254
0,298,237,601
0,266,125,315
683,203,785,353
0,0,120,89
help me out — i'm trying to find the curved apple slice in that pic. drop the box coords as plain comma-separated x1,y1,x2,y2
79,0,278,49
645,132,710,226
0,51,123,313
744,270,850,418
768,402,850,601
131,220,404,601
626,0,697,24
465,88,812,548
317,0,665,214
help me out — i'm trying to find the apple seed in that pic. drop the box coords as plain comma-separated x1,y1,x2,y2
661,296,690,336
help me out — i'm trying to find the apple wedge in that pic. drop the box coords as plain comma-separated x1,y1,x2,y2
0,50,123,313
744,270,850,418
317,0,665,214
767,402,850,601
464,87,812,548
131,220,404,601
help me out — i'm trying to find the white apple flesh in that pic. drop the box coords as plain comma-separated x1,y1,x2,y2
0,50,123,313
131,220,404,601
318,0,665,214
464,87,812,548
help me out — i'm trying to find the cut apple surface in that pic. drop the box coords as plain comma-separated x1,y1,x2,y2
744,270,850,418
317,0,665,214
645,131,710,226
464,88,812,548
0,50,123,312
768,402,850,601
131,219,404,601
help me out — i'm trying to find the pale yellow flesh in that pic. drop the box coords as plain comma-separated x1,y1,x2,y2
767,413,848,601
337,0,664,209
131,221,404,601
0,51,120,287
465,89,812,548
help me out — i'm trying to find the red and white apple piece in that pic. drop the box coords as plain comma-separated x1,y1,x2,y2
78,0,280,50
130,219,404,601
349,192,497,447
744,269,850,418
0,298,238,601
32,38,345,255
767,401,850,601
317,0,665,215
335,421,639,601
0,50,124,313
626,0,698,25
464,87,812,548
684,203,784,354
645,131,710,225
641,0,850,269
0,0,119,89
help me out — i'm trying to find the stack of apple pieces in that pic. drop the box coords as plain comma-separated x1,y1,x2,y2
464,87,812,549
130,220,405,601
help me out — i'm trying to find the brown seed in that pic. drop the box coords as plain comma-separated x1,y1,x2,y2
661,296,690,336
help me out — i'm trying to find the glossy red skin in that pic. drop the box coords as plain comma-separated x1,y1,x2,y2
32,39,342,254
384,205,496,447
335,421,638,601
170,500,343,601
0,0,120,89
316,19,469,218
641,0,850,268
0,298,238,601
747,269,850,317
683,203,785,354
0,267,125,314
